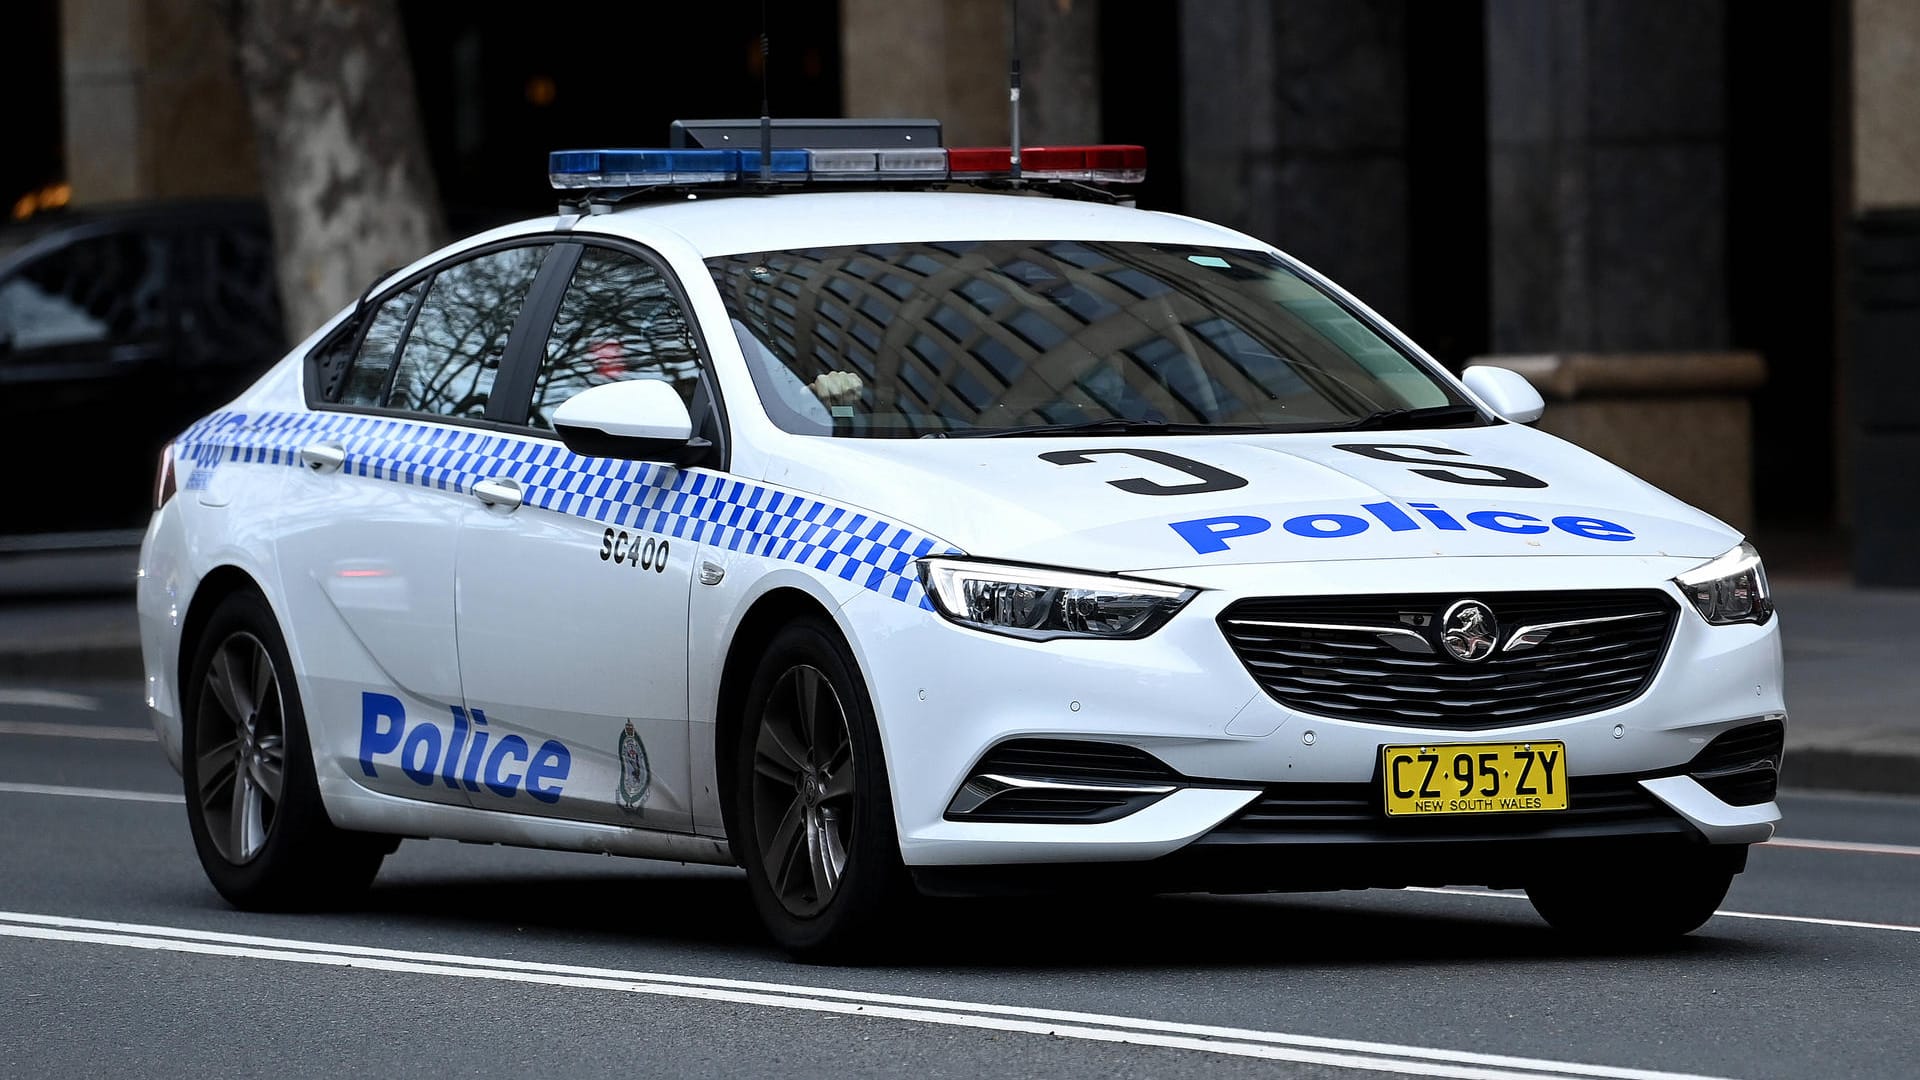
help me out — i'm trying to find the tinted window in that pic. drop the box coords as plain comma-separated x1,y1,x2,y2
175,222,283,369
0,232,167,350
385,245,546,418
525,247,702,430
308,312,362,404
339,282,425,407
709,241,1464,438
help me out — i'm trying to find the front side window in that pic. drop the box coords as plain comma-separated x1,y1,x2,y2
708,240,1474,438
523,247,703,430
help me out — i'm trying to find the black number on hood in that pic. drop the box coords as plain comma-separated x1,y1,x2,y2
1039,448,1249,496
1333,443,1548,489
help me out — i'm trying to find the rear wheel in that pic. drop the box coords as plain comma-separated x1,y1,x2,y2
181,590,387,910
733,619,907,961
1525,845,1742,945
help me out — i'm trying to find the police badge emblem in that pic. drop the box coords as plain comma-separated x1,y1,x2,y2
616,719,650,812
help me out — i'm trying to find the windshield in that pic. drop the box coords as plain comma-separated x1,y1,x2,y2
707,240,1476,438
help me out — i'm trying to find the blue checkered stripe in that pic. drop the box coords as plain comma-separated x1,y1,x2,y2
177,410,959,609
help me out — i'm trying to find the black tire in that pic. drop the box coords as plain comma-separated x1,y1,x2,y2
732,619,909,961
1525,844,1743,945
180,589,387,910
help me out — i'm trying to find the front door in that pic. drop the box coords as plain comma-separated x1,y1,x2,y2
454,244,715,831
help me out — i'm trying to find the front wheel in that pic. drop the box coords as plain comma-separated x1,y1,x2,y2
733,619,907,961
1525,845,1743,945
180,590,387,910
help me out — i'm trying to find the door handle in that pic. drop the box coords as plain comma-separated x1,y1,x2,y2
472,477,523,510
300,442,346,473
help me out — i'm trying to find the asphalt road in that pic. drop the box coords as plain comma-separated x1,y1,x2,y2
2,680,1916,1080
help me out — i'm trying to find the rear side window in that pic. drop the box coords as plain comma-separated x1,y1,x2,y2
523,247,703,429
337,282,426,407
384,245,547,419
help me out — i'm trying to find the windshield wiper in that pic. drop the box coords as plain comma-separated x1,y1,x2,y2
1322,403,1486,432
931,418,1283,439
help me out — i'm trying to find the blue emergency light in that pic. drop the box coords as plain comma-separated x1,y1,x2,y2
547,148,809,188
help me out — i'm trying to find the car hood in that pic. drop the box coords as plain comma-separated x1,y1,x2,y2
754,422,1741,573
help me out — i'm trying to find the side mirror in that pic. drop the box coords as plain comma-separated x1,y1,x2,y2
551,379,709,465
1462,365,1545,424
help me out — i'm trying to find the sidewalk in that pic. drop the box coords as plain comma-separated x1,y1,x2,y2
1772,579,1920,795
1,551,1915,796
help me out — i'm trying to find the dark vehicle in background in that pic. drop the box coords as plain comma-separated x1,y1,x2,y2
0,200,283,535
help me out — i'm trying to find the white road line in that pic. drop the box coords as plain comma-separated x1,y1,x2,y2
1708,911,1920,934
0,912,1733,1080
1765,836,1920,858
0,690,101,712
0,720,153,742
0,782,182,804
1403,887,1920,935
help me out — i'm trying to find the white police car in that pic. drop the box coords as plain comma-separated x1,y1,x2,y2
138,123,1783,958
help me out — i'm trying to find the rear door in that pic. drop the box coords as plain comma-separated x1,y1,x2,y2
275,240,555,808
452,242,721,832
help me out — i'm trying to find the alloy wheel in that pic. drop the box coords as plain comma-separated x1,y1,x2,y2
749,664,856,917
193,631,287,864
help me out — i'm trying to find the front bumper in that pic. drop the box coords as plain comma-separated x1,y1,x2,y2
841,555,1785,871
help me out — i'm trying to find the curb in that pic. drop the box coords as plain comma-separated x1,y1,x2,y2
1782,747,1920,799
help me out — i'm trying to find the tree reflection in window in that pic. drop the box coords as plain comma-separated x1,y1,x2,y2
385,245,546,419
340,282,424,408
528,248,702,430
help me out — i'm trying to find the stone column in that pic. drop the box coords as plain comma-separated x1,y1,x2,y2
1485,0,1728,353
1179,0,1410,322
1846,0,1920,584
61,0,259,205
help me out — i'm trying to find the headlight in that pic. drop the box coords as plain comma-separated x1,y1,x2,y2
1673,541,1773,625
917,558,1198,640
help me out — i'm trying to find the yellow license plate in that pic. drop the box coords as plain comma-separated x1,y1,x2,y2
1381,741,1569,817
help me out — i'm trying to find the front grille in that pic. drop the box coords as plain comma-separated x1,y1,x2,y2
1211,773,1683,842
1219,590,1679,729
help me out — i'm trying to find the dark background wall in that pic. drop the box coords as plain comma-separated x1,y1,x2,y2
3,0,1865,544
4,0,64,213
398,2,843,231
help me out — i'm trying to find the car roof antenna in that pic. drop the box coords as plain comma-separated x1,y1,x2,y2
1007,0,1023,182
758,0,773,183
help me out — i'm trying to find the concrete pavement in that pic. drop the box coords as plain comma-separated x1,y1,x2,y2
2,544,1916,795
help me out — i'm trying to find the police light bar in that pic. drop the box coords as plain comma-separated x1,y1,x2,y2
549,148,810,188
548,144,1146,191
949,145,1148,183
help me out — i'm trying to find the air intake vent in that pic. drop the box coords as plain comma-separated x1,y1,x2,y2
944,739,1180,824
1218,590,1679,729
1687,717,1785,806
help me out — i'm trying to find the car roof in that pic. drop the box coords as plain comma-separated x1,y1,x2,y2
565,189,1266,258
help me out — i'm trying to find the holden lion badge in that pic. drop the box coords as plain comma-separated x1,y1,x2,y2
1440,599,1499,663
616,719,650,812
